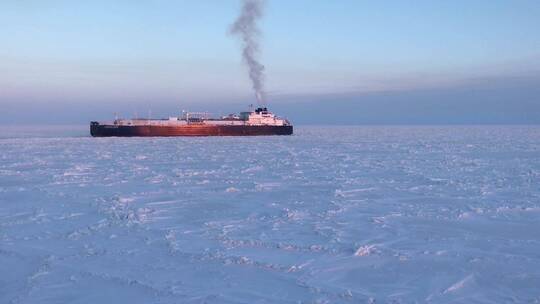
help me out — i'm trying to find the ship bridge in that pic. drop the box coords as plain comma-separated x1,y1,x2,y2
240,107,290,126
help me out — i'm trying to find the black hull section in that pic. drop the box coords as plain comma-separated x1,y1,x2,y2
90,124,293,137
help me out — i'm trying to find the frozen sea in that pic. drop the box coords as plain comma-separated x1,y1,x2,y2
1,125,540,303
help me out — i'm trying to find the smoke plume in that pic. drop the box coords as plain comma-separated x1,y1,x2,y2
230,0,266,105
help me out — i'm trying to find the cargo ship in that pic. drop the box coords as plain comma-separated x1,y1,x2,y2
90,107,293,137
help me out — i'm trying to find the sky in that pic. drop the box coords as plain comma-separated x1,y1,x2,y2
1,0,540,124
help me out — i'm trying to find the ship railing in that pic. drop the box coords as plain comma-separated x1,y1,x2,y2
182,112,211,121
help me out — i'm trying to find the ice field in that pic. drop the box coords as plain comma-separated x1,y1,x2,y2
1,126,540,303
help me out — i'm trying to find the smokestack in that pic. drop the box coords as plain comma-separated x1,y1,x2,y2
230,0,266,106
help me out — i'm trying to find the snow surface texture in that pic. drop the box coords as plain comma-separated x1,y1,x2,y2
1,126,540,303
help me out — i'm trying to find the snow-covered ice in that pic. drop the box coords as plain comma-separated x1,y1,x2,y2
1,125,540,303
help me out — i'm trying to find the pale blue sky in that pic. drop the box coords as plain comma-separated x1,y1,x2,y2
1,1,539,123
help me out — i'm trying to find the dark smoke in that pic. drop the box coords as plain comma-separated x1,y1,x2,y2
230,0,266,105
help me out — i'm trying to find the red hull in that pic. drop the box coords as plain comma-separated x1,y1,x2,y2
90,123,293,137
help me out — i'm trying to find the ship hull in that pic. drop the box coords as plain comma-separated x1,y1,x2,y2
90,124,293,137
